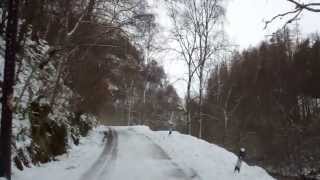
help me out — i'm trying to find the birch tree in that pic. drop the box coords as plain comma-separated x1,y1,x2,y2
193,0,225,139
167,1,198,134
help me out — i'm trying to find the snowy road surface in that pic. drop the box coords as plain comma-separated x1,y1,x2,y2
13,126,275,180
81,128,197,180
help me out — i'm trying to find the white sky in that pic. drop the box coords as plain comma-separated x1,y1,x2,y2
149,0,320,98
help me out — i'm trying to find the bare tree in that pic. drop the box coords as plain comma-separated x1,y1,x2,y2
193,0,225,139
167,0,225,137
167,0,198,135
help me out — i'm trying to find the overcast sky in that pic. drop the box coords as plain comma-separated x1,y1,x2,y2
149,0,320,97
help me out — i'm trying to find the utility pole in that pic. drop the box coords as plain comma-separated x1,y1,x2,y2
0,0,19,179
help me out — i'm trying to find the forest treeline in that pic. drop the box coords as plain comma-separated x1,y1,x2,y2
197,29,320,175
0,0,181,168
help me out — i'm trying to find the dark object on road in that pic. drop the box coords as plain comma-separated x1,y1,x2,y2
71,134,80,145
103,130,109,141
168,122,174,135
234,148,246,173
168,127,173,135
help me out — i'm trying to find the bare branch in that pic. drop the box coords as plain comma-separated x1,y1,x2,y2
264,8,301,29
287,0,320,12
265,0,320,29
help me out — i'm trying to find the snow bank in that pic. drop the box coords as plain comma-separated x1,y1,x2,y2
131,126,276,180
12,126,108,180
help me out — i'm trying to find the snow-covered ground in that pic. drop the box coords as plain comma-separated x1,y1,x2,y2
12,126,275,180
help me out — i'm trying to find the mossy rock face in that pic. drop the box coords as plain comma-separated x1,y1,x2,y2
27,101,94,164
48,122,67,156
29,101,67,163
30,101,51,140
29,123,67,163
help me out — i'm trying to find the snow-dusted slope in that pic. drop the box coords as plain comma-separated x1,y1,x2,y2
12,126,275,180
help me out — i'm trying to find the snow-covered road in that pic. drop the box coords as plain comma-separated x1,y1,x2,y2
89,128,197,180
13,126,275,180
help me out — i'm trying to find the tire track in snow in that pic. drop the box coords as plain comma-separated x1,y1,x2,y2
98,128,118,179
79,128,118,180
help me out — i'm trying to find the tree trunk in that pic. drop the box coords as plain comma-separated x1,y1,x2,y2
187,69,192,135
222,109,228,146
198,64,204,139
222,88,234,146
141,82,149,124
127,80,134,126
0,0,19,179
